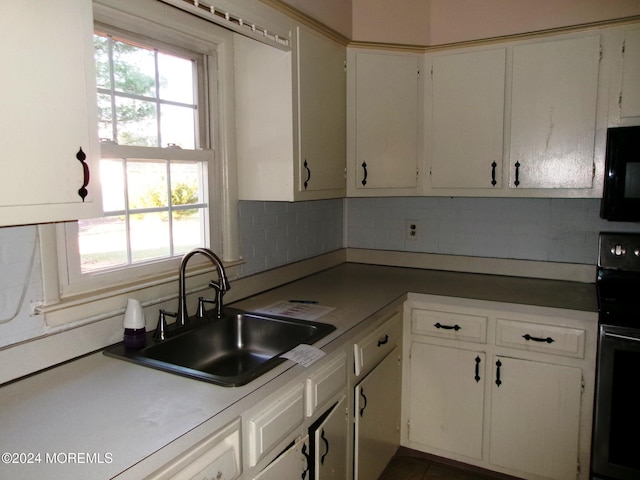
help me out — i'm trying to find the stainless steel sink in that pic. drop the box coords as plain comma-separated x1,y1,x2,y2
104,308,335,386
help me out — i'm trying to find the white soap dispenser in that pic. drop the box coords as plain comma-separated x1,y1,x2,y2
123,298,146,349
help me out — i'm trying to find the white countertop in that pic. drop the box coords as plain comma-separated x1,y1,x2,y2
0,263,596,479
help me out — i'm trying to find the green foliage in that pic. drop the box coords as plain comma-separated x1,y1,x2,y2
94,33,159,147
132,182,199,220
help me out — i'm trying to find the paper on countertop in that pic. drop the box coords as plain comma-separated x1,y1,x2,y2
255,300,335,321
281,344,326,367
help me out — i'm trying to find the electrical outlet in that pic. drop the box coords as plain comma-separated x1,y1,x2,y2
406,220,419,240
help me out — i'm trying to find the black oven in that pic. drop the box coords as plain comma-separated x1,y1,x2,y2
592,233,640,480
600,126,640,222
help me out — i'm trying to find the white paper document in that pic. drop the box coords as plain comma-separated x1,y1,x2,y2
255,301,335,321
281,344,326,367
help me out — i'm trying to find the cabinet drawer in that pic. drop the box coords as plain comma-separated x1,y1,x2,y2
354,312,401,377
411,308,487,343
495,319,586,358
248,384,304,467
306,352,347,417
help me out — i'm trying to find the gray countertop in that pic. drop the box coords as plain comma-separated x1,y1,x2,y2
0,263,597,479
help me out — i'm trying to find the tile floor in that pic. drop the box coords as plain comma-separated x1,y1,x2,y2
379,449,520,480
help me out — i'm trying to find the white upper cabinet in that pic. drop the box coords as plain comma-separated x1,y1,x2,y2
429,48,506,190
235,25,346,202
509,35,601,190
347,50,422,196
297,26,346,198
619,27,640,120
0,0,102,226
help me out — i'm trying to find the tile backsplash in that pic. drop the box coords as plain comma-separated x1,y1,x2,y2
347,197,640,264
2,196,639,348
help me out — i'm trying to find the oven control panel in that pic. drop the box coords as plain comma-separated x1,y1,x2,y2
598,232,640,271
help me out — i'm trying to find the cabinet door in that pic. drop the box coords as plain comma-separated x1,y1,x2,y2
297,26,346,198
430,49,506,189
489,356,582,480
620,27,640,119
252,435,309,480
313,396,348,480
354,347,401,480
509,35,600,189
353,52,420,191
0,0,101,226
407,342,485,459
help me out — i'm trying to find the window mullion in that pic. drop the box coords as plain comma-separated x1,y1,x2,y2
123,158,133,266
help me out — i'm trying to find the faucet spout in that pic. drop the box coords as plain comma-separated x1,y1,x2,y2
177,248,230,325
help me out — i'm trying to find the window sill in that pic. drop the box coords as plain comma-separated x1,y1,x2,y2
38,259,244,330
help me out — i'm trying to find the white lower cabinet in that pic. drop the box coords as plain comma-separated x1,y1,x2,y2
407,343,485,460
145,418,242,480
402,295,597,480
311,396,348,480
354,346,402,480
488,355,582,479
251,435,310,480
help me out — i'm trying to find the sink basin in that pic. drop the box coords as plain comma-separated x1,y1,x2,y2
104,308,335,386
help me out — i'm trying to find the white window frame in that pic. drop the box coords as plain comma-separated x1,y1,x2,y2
40,0,240,325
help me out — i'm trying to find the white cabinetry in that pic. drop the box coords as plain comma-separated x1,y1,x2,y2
429,48,506,190
251,435,309,480
235,25,346,201
408,342,485,460
353,311,402,480
509,35,600,190
347,50,422,196
618,27,640,120
145,418,242,480
311,396,348,480
489,355,582,479
0,0,102,226
402,295,597,480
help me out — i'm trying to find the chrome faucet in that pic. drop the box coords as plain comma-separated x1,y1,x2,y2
177,248,230,325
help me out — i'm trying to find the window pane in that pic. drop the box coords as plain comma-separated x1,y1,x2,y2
130,212,170,262
160,104,196,148
94,35,111,90
158,53,195,104
126,160,168,209
97,93,114,142
100,159,126,211
112,39,156,97
173,210,204,255
79,217,128,272
116,97,158,146
171,162,203,205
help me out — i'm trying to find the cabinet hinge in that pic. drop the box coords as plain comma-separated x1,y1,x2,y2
619,92,624,109
592,163,596,181
599,44,603,62
344,60,347,72
407,419,410,436
430,65,434,78
581,376,585,394
622,40,626,56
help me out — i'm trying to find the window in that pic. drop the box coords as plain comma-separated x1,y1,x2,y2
56,2,239,298
76,30,210,274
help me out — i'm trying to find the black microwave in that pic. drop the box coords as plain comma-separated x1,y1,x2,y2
600,125,640,221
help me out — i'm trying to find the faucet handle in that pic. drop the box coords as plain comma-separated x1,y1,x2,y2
196,296,217,319
153,309,176,341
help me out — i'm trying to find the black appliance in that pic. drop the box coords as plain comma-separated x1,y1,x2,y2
592,232,640,480
600,126,640,221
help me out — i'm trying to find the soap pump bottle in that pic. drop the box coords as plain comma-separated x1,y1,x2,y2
123,298,146,349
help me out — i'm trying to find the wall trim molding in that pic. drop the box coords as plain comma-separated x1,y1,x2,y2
346,248,596,284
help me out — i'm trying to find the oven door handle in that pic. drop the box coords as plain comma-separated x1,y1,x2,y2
604,331,640,343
